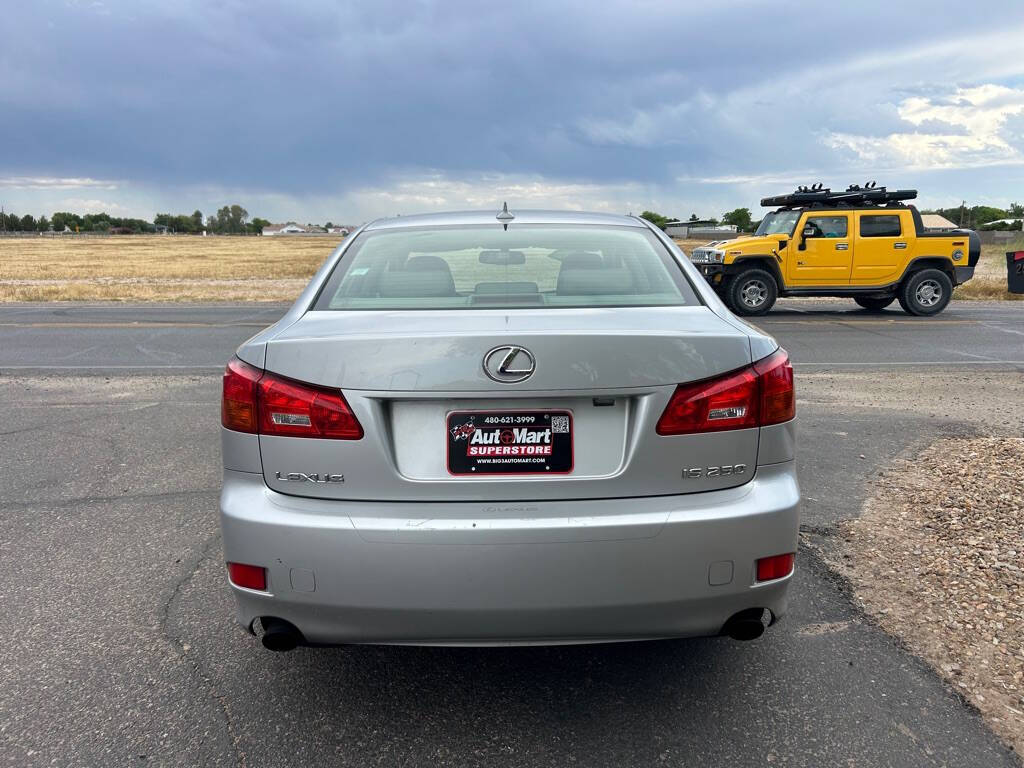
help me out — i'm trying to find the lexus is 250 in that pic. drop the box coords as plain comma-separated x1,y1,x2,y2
219,207,799,650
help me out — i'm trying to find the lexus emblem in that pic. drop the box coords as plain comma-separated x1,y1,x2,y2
483,345,535,383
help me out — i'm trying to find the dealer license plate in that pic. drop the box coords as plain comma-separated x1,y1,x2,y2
446,410,573,475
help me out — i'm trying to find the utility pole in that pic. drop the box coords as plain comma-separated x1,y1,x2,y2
959,200,966,227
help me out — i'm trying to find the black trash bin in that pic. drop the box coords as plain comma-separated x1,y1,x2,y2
1008,251,1024,294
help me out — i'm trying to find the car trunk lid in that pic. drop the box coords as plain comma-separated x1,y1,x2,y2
258,306,761,502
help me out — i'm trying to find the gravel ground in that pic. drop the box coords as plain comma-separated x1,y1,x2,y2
798,370,1024,754
826,435,1024,755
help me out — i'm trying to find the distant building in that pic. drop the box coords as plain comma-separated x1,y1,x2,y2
263,222,317,236
326,226,351,235
664,220,738,239
663,219,737,237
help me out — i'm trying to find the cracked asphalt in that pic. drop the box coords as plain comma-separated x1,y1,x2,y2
0,300,1021,766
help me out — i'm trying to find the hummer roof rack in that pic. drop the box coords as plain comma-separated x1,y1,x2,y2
760,182,918,209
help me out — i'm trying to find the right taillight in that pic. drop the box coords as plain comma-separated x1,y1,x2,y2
656,348,794,435
221,357,362,439
756,553,795,582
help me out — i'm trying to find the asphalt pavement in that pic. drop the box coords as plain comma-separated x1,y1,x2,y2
0,300,1021,372
0,300,1021,767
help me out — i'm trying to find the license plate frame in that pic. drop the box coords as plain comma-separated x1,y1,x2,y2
446,409,573,476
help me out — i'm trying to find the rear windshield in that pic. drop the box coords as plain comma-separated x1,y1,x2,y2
312,225,699,310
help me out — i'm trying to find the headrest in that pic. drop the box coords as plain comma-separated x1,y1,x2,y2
405,255,451,272
378,257,456,297
556,268,634,296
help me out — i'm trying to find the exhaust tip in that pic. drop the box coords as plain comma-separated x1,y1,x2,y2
259,617,303,652
722,608,767,642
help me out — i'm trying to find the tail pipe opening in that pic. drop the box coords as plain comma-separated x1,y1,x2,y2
722,608,768,641
259,617,304,652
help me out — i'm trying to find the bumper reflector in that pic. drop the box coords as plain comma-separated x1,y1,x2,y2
228,562,267,591
756,553,795,582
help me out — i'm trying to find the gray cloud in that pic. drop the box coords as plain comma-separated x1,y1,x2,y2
2,0,1024,219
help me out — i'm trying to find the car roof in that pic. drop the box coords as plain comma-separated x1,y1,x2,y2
364,209,644,231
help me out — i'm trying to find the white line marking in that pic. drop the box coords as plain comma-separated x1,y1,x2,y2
0,364,224,370
793,360,1024,367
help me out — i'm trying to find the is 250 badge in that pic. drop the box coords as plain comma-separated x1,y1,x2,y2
682,464,747,479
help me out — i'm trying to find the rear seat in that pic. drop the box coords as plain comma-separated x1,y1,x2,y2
378,255,457,297
555,252,633,295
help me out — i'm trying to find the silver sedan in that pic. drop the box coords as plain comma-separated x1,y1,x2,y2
219,208,799,649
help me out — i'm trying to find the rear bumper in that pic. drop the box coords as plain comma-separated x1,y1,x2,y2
219,462,800,645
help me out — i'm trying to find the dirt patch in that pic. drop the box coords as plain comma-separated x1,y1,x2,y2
827,437,1024,754
798,370,1024,434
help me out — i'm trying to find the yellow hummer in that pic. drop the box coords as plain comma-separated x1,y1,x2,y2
688,184,980,316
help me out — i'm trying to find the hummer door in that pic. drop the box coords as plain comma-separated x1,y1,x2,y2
851,211,908,285
789,213,853,285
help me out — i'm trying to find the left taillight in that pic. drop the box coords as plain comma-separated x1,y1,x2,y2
227,562,267,591
222,358,262,433
656,348,794,436
221,357,362,440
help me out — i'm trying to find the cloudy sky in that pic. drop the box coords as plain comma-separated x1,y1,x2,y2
2,0,1024,224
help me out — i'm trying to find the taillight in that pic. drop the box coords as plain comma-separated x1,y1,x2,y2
656,367,759,435
258,372,363,439
753,349,795,426
227,562,267,591
656,348,794,435
222,358,261,433
756,553,795,582
221,357,362,439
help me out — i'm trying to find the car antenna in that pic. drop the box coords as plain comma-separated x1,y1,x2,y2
496,201,514,230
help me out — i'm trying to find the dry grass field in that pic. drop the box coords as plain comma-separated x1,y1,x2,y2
0,234,341,302
0,233,1019,302
958,240,1024,300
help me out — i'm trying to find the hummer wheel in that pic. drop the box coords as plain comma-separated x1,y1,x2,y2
726,268,778,316
898,269,952,316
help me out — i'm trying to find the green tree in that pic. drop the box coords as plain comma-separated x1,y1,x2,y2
229,205,249,233
688,213,699,222
1009,202,1024,217
37,215,50,232
721,207,753,231
20,214,36,231
51,212,83,231
639,211,671,229
249,217,271,234
156,212,203,233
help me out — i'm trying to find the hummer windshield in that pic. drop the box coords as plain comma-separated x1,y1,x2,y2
755,210,801,236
